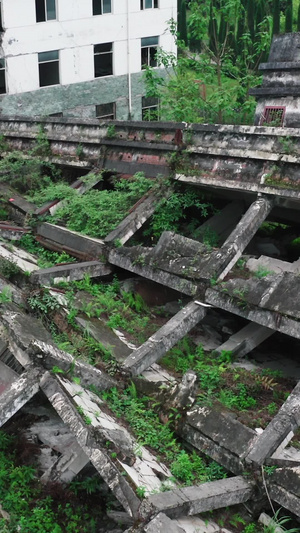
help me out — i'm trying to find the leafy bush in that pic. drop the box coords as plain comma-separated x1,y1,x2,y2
48,172,153,238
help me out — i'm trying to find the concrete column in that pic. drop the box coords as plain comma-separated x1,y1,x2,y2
246,380,300,466
217,196,274,280
122,302,206,376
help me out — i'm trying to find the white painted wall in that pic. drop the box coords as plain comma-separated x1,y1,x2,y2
1,0,177,95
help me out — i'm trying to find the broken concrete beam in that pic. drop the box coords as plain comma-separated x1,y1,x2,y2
195,201,245,246
201,197,274,281
0,224,29,241
259,513,285,533
40,372,141,518
74,316,132,362
105,189,171,245
122,302,206,376
0,360,18,395
0,366,43,427
0,278,25,306
1,309,54,367
181,406,256,475
30,260,112,286
140,476,254,520
246,380,300,466
28,339,117,390
36,223,105,260
205,285,300,340
109,248,199,297
215,322,274,358
0,243,39,273
143,513,185,533
268,466,300,518
246,255,300,276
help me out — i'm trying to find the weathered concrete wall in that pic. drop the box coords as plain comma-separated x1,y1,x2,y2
0,73,151,121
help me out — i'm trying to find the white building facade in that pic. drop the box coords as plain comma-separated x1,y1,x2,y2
0,0,176,119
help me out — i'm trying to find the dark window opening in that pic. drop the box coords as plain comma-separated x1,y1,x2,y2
96,102,116,119
94,43,113,77
142,96,159,121
49,112,63,117
0,58,6,94
141,36,158,69
38,50,59,87
0,2,4,32
141,0,158,8
260,106,286,127
93,0,111,15
36,0,56,22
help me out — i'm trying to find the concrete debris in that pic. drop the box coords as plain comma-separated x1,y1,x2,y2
31,260,112,286
140,476,254,519
122,301,206,375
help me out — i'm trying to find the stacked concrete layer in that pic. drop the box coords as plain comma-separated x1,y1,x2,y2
3,117,300,197
206,272,300,339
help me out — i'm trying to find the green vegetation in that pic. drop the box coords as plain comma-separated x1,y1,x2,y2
18,234,75,268
0,430,106,532
160,337,291,425
29,172,153,239
100,383,227,486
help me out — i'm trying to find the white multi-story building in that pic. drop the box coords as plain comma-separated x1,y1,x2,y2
0,0,176,119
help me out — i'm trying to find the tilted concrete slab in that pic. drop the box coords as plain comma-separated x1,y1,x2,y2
0,243,39,273
122,302,206,376
205,281,300,340
268,467,300,517
215,322,274,358
36,223,105,260
0,366,44,427
40,372,141,517
246,380,300,466
30,260,112,286
28,339,117,390
0,360,18,395
105,189,171,245
181,406,257,475
140,476,254,519
1,309,54,367
109,247,199,297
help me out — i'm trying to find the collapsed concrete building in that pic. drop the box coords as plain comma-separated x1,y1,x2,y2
3,33,300,528
1,113,300,531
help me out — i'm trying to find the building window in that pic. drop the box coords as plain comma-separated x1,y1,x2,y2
38,50,59,87
94,43,113,78
141,0,158,8
96,102,116,119
141,36,158,69
49,112,63,117
0,59,6,94
260,106,286,127
142,97,159,121
93,0,111,15
36,0,56,22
